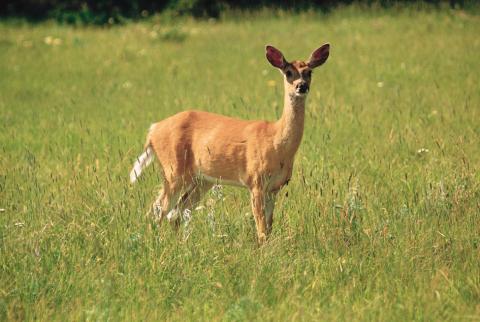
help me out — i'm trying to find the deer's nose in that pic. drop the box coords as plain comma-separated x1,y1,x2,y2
297,82,309,94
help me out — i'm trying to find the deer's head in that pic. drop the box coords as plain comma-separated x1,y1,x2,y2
266,44,330,98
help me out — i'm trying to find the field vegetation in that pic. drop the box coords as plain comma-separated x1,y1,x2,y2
1,5,479,321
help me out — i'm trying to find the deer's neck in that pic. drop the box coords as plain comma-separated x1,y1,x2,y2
274,90,306,157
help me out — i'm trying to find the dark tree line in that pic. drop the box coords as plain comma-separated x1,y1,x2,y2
0,0,472,24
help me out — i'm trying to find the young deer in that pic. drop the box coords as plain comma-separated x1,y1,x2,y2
130,44,330,243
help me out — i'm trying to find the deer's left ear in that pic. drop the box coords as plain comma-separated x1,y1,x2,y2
307,43,330,69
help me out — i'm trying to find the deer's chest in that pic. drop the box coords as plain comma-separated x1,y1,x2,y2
265,161,294,192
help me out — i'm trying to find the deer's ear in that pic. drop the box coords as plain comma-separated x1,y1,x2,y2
307,43,330,69
266,45,287,69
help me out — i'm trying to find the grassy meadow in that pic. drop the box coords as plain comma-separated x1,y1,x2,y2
1,6,480,321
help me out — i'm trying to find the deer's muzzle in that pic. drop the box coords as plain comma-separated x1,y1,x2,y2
297,82,309,94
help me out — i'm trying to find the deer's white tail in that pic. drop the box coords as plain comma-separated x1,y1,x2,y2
130,124,157,183
129,145,155,183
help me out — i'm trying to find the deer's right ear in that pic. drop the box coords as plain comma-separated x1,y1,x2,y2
266,45,287,69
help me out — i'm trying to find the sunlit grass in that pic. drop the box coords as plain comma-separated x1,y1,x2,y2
1,6,479,321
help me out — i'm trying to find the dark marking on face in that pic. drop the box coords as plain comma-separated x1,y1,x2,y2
283,60,313,86
302,70,312,79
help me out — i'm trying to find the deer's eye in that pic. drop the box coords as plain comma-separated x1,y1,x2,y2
304,70,312,78
285,70,292,78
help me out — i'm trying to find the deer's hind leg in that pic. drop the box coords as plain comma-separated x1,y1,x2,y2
149,143,198,230
150,182,179,226
169,179,213,229
149,176,193,228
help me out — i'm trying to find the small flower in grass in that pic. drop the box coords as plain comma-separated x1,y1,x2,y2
14,222,25,228
377,81,384,88
182,209,193,241
211,184,224,200
207,211,216,231
44,36,62,46
0,208,5,212
183,209,192,225
44,36,53,45
267,80,276,87
417,148,429,155
122,81,132,89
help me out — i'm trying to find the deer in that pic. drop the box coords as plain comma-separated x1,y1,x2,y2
129,43,330,244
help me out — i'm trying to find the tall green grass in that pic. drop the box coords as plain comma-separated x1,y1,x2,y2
1,6,479,321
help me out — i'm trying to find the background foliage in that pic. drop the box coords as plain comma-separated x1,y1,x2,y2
0,0,475,24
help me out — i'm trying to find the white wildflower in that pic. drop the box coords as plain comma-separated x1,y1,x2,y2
211,184,223,199
207,211,216,231
44,36,53,45
182,209,193,241
417,148,429,155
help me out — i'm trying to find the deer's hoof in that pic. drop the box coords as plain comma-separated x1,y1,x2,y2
258,233,267,245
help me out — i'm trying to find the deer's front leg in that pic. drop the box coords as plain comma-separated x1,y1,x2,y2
265,191,278,235
250,187,267,244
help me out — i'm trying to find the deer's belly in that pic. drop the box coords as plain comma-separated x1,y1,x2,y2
194,152,247,187
196,173,247,187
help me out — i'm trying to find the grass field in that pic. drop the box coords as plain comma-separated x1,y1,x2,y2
1,5,480,321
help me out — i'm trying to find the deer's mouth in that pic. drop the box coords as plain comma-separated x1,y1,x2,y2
295,88,309,97
295,83,309,96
